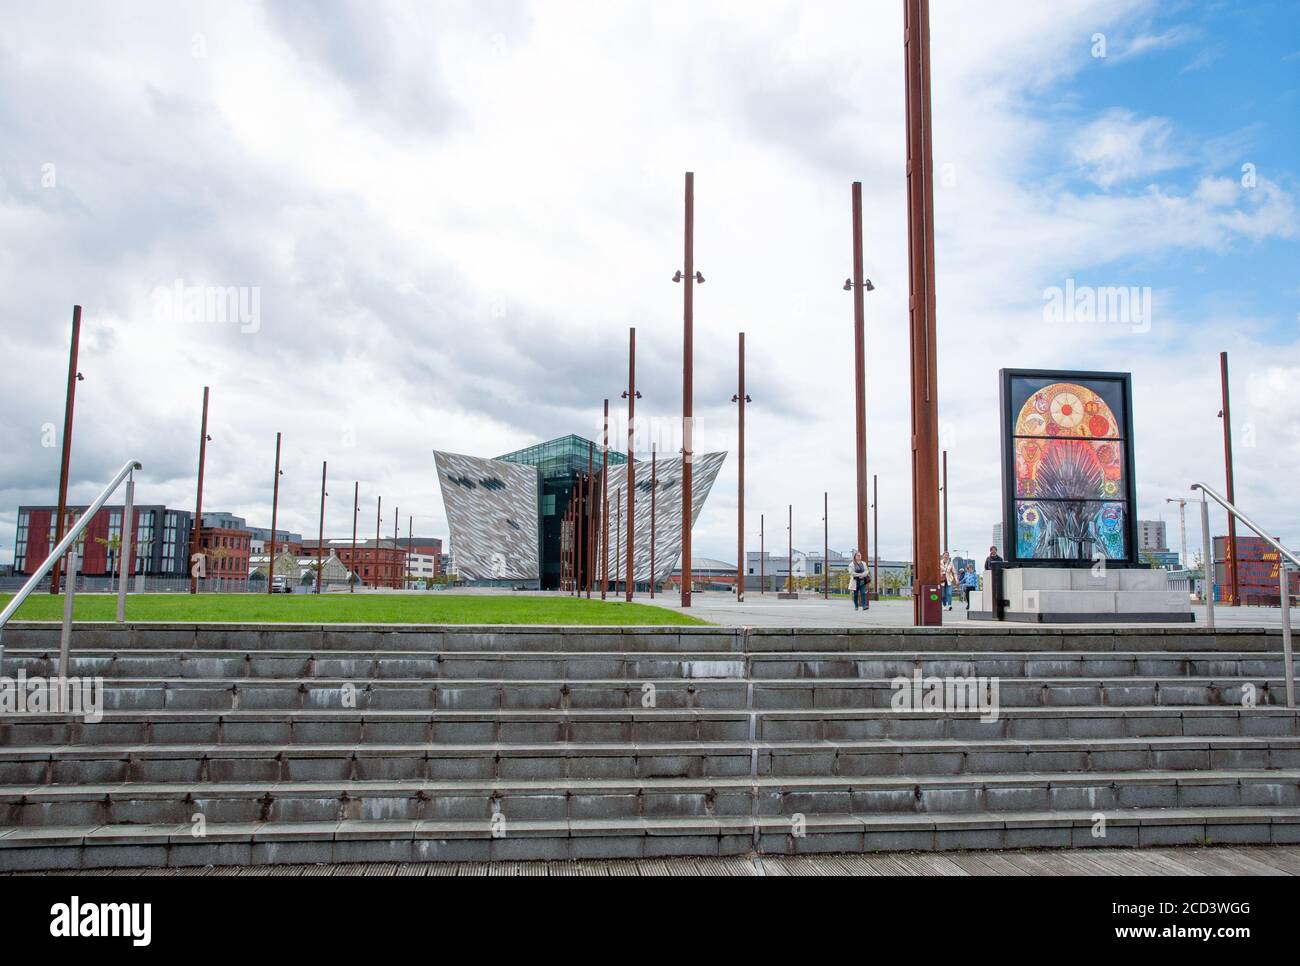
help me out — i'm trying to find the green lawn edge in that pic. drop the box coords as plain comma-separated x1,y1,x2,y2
0,593,709,627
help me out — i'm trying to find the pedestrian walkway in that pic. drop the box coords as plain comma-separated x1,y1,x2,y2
14,846,1297,876
636,592,1286,629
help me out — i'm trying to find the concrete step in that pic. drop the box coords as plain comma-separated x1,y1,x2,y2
5,705,1296,748
3,735,1298,783
3,623,1287,655
5,770,1300,827
3,622,1296,870
3,806,1298,869
5,649,1289,680
62,676,1292,712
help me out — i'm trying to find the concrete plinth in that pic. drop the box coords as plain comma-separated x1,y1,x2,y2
970,566,1194,623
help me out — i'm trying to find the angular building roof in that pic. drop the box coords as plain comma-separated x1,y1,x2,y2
495,434,628,481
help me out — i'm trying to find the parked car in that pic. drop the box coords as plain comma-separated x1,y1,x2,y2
271,575,292,593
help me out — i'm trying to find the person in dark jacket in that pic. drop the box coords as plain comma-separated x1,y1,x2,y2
983,546,1003,571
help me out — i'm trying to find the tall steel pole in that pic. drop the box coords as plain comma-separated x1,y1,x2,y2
601,399,609,599
650,445,657,598
350,481,358,592
942,449,949,554
613,494,624,592
823,491,829,600
1219,351,1240,606
51,305,82,594
374,496,381,589
576,470,585,596
760,514,765,594
848,184,870,560
189,386,210,594
787,504,794,595
267,432,282,594
406,515,413,589
315,461,326,594
587,441,594,597
733,331,750,602
678,171,698,608
904,0,943,625
615,490,622,595
623,326,639,600
873,473,880,593
393,507,399,588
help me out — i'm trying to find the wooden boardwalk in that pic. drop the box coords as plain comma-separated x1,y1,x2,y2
14,846,1300,876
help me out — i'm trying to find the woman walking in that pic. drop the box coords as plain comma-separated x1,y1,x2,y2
940,551,958,611
850,551,870,611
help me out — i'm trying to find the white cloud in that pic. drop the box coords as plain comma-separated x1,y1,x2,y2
1071,108,1182,188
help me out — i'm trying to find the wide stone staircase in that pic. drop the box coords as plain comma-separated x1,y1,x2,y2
1,622,1298,870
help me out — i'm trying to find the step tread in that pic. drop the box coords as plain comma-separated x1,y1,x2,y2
11,705,1294,720
6,768,1300,800
3,734,1299,758
3,806,1298,848
47,675,1294,685
6,649,1284,660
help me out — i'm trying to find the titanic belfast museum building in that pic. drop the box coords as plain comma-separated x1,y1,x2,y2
434,435,725,590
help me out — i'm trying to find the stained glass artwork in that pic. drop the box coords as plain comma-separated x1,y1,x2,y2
1016,500,1126,560
1004,374,1133,562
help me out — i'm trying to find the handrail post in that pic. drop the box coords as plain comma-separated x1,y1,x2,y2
1200,493,1215,629
59,542,80,677
1281,564,1295,708
0,459,143,678
116,473,135,623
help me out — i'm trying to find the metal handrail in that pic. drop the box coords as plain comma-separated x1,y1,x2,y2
1191,481,1295,707
0,460,142,672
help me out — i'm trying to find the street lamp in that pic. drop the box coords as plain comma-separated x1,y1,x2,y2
189,387,211,595
51,305,83,595
672,171,704,607
732,332,752,602
621,326,641,601
267,432,283,594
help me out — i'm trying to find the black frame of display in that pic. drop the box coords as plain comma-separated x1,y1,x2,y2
998,368,1140,568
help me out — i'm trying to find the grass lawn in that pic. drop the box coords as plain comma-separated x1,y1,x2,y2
0,593,709,626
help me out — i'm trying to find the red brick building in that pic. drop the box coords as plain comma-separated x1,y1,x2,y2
198,526,252,583
301,538,412,589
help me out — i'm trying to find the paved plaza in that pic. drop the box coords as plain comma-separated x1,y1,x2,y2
630,590,1287,630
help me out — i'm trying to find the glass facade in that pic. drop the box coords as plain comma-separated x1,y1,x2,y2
162,512,181,573
496,434,627,480
14,510,28,572
137,513,156,573
495,436,621,590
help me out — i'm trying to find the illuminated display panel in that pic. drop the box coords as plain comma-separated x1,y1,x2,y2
1000,370,1137,565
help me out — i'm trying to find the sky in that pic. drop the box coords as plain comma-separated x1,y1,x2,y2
0,0,1296,569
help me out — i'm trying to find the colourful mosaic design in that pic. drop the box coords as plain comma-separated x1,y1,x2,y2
1010,379,1129,561
1015,439,1125,500
1014,382,1120,439
1016,500,1126,560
